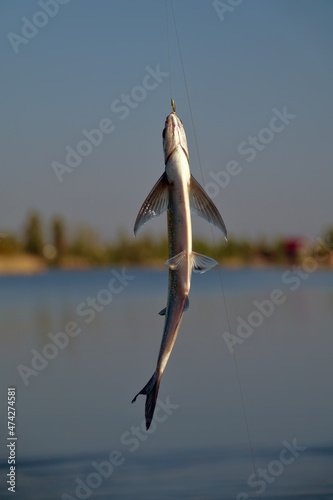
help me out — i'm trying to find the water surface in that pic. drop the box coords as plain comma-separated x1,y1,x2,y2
0,268,332,499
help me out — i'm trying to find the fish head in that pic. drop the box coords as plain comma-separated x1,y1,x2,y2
162,112,189,164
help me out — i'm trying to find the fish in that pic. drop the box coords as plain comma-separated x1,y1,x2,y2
132,103,227,429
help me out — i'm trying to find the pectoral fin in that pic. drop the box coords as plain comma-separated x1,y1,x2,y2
134,172,169,236
191,252,218,273
189,175,227,240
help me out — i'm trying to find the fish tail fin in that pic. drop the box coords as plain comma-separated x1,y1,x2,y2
132,371,161,430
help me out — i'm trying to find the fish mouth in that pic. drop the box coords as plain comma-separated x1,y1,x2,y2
164,113,182,133
165,113,182,127
163,114,189,163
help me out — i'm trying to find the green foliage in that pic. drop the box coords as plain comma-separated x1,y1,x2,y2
24,212,44,256
1,210,332,268
0,234,21,254
70,225,101,261
52,216,67,260
107,231,168,265
323,227,333,250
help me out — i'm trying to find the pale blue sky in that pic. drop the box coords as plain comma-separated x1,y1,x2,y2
1,0,332,242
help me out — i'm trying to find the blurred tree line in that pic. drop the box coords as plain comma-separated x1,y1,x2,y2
0,211,332,268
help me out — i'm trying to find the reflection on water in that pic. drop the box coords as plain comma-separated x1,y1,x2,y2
0,268,332,498
1,446,333,500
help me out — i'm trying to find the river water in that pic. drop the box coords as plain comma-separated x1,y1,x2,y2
0,267,332,499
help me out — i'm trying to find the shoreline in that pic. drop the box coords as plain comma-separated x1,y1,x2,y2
0,254,332,276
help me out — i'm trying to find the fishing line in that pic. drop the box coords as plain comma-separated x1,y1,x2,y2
167,1,262,496
165,0,173,102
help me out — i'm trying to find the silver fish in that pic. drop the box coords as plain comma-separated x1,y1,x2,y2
132,105,227,429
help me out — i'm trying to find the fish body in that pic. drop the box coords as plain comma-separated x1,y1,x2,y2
132,110,227,429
